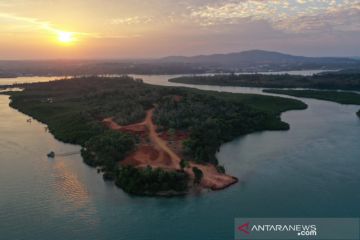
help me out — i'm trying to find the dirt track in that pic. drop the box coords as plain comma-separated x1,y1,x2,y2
103,108,237,190
145,109,181,168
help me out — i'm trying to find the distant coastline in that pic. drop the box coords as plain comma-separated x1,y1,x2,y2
263,89,360,105
169,71,360,91
263,89,360,117
0,74,17,79
1,50,359,77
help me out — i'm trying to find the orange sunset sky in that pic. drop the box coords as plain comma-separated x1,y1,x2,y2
0,0,359,59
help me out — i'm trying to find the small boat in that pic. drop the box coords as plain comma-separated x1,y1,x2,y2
47,151,55,158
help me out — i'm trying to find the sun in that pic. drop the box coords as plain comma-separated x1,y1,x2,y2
57,31,74,44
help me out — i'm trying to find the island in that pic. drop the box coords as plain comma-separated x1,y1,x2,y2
169,71,360,91
6,76,307,196
263,89,360,117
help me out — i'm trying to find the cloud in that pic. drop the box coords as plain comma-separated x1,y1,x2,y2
0,12,88,37
0,12,57,33
110,16,153,25
276,5,360,33
189,0,360,32
0,13,140,39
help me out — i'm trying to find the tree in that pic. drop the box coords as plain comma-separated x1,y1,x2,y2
216,165,226,174
180,159,189,171
81,131,135,170
192,167,203,184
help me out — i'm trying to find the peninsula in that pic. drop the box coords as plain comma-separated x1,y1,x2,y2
6,76,307,196
263,89,360,117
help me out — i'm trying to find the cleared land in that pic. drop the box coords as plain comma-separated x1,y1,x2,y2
104,109,237,190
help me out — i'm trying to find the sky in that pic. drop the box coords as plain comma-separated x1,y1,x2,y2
0,0,359,59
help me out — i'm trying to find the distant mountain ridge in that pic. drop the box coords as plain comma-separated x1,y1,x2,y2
159,50,359,70
1,50,359,76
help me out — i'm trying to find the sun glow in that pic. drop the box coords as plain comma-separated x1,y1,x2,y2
57,31,74,44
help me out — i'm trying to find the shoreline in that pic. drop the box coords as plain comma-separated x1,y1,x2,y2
5,76,308,197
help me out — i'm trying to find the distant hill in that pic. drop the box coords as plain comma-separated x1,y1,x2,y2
0,50,359,76
159,50,360,71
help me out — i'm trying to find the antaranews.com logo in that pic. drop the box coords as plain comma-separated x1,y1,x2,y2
234,218,359,240
238,222,317,236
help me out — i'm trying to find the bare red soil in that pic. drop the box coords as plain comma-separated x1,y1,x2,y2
103,117,147,135
103,108,237,191
158,130,189,141
173,95,183,102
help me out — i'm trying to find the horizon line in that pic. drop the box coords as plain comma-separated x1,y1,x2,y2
0,49,358,62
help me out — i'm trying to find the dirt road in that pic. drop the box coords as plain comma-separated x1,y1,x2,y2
104,108,237,190
145,109,181,168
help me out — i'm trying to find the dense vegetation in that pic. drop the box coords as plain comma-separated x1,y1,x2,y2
81,131,135,174
115,166,189,195
169,72,360,91
153,92,306,164
9,76,160,146
7,76,306,195
263,89,360,105
192,167,203,184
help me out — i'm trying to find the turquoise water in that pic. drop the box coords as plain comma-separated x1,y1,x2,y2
0,75,359,240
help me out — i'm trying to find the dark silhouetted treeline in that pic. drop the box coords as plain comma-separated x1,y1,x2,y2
170,72,360,90
264,89,360,105
263,89,360,117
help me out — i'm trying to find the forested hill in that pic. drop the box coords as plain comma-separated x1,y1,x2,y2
169,72,360,91
160,50,360,70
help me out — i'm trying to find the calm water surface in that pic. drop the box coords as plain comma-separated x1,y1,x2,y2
0,73,359,240
0,69,328,85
